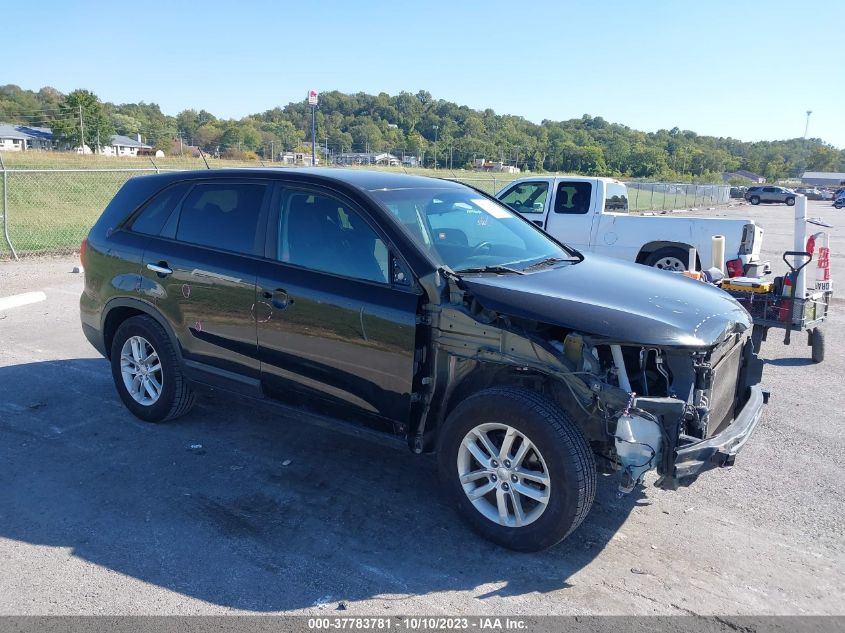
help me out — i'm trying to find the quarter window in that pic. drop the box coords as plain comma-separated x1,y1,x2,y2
130,183,189,236
278,190,389,283
175,183,267,255
554,182,592,214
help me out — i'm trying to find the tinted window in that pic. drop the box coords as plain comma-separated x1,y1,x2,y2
499,182,549,214
604,182,628,212
176,183,266,254
554,182,592,214
279,190,388,283
130,183,189,235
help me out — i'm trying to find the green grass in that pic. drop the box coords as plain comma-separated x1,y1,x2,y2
0,151,728,257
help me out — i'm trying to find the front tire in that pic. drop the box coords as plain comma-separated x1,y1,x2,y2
437,387,596,552
110,315,195,422
786,197,796,206
750,195,760,205
811,327,825,363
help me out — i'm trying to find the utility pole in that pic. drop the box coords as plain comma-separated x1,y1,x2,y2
78,104,85,153
270,139,274,162
433,125,439,170
802,110,813,179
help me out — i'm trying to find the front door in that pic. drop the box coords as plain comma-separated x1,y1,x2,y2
543,180,598,251
255,185,420,434
139,179,270,386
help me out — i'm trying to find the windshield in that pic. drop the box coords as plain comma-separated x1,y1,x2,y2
368,185,577,273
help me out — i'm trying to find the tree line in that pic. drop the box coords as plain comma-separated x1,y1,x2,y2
2,84,843,183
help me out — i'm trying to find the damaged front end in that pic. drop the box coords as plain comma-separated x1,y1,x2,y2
417,267,766,493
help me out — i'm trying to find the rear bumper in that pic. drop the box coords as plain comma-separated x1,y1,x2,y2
673,385,765,483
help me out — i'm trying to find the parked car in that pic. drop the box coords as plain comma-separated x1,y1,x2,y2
496,177,768,276
744,186,797,206
80,169,766,551
729,186,748,199
796,187,825,201
819,189,834,201
834,194,845,209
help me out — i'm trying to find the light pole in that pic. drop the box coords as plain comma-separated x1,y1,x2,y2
433,125,439,170
802,110,813,180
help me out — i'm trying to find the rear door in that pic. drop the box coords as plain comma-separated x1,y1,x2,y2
496,180,551,228
255,184,420,434
139,179,270,389
543,179,598,251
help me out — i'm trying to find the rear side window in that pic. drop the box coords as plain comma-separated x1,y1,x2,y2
604,182,628,212
554,181,592,214
130,183,189,235
176,183,267,255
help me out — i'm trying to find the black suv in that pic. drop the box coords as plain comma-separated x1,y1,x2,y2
81,169,765,551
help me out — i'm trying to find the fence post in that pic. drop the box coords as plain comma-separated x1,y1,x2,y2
649,185,655,210
634,185,640,210
0,154,18,260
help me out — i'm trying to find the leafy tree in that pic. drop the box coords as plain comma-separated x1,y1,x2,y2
50,89,114,151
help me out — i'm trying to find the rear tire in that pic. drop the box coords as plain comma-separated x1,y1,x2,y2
110,315,195,422
811,327,825,363
750,196,760,205
437,386,596,552
644,246,690,272
786,197,795,206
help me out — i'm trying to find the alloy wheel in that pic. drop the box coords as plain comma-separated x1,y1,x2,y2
457,422,551,528
120,335,163,405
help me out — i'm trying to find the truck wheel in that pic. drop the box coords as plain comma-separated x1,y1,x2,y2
437,386,596,552
110,315,196,422
644,247,690,272
750,196,760,205
786,197,796,206
811,327,825,363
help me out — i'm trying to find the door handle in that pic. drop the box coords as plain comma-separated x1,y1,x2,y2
146,262,173,276
262,288,293,310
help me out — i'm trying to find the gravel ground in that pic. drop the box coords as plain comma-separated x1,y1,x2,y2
0,200,842,616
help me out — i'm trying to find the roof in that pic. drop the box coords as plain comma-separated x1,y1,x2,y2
0,123,53,141
802,171,845,179
127,167,468,194
110,134,151,148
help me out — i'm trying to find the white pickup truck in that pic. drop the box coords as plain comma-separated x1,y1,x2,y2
496,176,768,276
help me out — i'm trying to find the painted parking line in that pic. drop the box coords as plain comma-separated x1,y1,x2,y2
0,291,47,311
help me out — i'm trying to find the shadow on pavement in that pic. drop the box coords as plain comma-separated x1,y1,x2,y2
0,358,640,611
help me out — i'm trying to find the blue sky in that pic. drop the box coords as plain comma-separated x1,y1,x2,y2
5,0,844,147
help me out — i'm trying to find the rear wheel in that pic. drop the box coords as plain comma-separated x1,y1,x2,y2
644,246,689,272
786,197,796,206
110,315,195,422
750,195,760,205
437,386,596,552
811,327,825,363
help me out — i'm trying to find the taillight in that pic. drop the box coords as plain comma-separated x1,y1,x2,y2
725,258,744,277
80,238,88,267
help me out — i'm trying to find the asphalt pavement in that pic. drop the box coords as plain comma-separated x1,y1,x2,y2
0,199,842,615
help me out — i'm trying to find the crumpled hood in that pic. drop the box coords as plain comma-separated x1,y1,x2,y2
460,253,752,348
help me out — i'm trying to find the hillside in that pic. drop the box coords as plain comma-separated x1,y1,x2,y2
1,84,843,182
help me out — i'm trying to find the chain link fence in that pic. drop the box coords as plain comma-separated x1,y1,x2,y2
0,161,731,259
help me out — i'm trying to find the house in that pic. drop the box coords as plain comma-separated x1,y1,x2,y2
279,151,319,166
100,134,153,157
334,152,399,166
472,159,518,173
722,170,765,183
801,171,845,187
0,124,54,151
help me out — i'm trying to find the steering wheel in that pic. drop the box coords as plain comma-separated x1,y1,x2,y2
468,241,494,257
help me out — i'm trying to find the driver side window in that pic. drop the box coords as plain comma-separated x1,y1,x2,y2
278,190,389,284
499,182,549,214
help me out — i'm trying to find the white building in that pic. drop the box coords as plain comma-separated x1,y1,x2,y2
0,124,54,151
99,134,153,157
